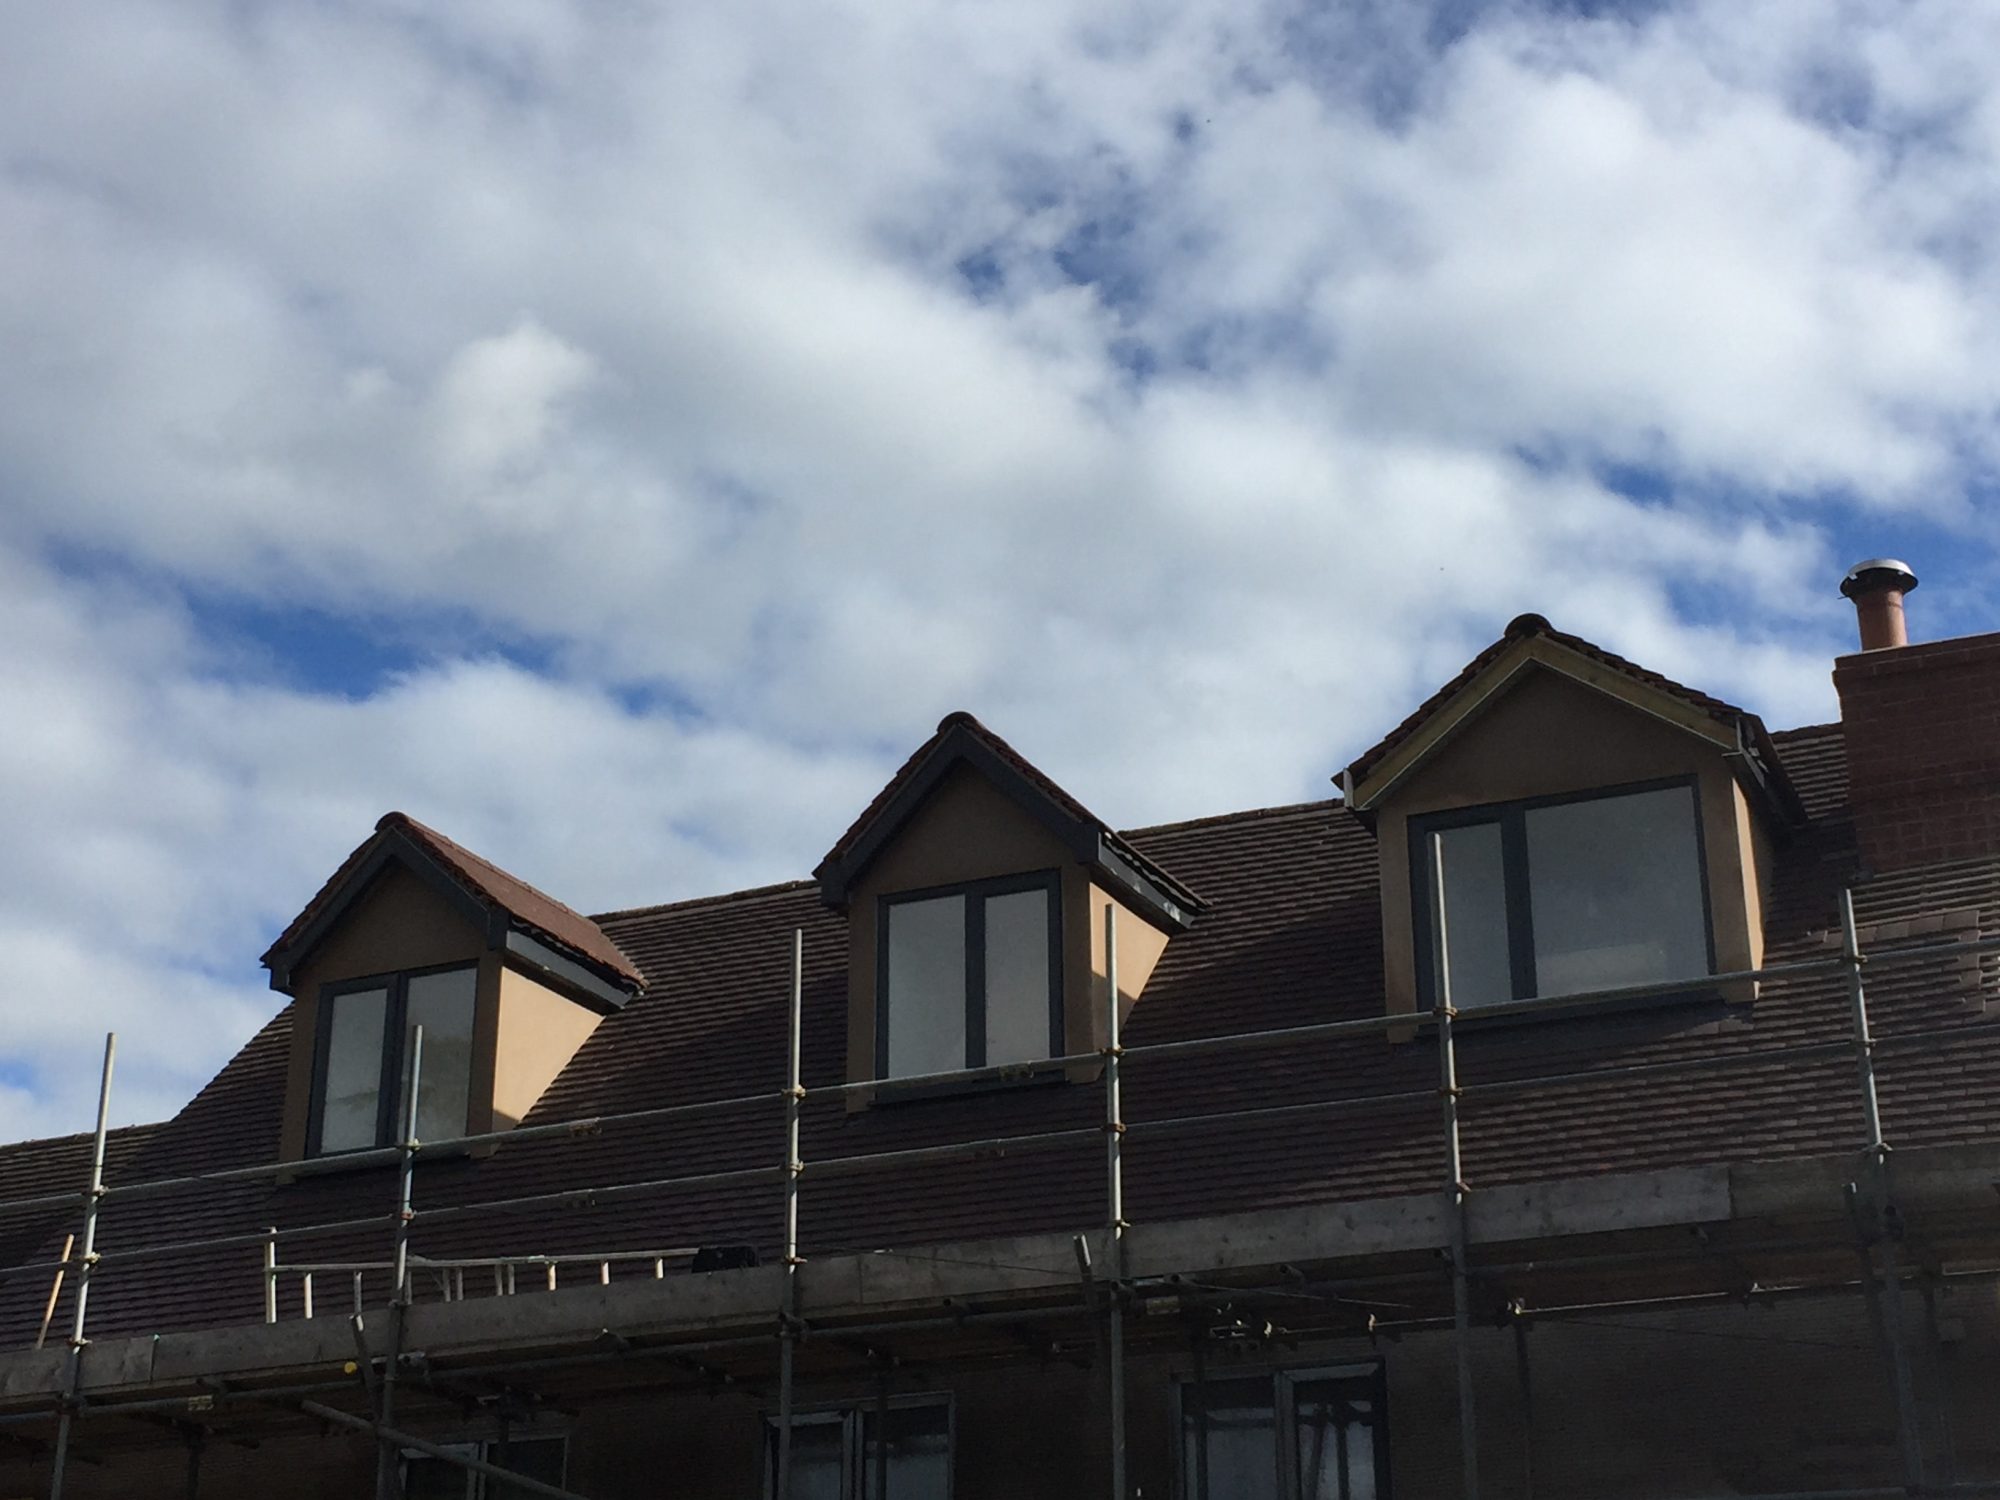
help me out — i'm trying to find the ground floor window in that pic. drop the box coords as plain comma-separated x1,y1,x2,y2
1179,1363,1387,1500
766,1397,951,1499
402,1433,567,1499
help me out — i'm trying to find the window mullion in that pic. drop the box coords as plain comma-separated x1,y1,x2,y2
379,976,407,1149
965,894,987,1069
1275,1370,1299,1500
1500,810,1537,1001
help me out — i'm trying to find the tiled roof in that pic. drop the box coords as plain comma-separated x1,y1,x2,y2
0,1125,158,1236
1344,614,1764,789
6,720,2000,1349
263,811,642,989
816,711,1204,913
0,1123,160,1321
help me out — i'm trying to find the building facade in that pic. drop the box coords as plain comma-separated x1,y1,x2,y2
1,562,1997,1500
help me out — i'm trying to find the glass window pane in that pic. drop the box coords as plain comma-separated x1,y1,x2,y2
767,1416,846,1500
403,1446,476,1500
402,967,478,1141
862,1403,950,1500
1426,822,1513,1009
488,1437,566,1499
1184,1377,1281,1500
319,987,389,1153
983,889,1052,1067
1293,1379,1378,1500
886,896,966,1077
1526,786,1707,996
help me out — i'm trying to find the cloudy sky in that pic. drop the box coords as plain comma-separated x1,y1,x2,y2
3,0,1997,1138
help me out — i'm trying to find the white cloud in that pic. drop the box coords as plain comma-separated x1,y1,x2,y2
429,318,598,482
0,0,1995,1131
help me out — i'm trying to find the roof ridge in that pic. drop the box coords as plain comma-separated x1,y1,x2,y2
593,878,818,925
597,804,1346,926
1122,798,1340,839
0,1121,158,1154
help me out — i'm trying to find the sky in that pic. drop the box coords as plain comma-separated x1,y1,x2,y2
3,0,1999,1139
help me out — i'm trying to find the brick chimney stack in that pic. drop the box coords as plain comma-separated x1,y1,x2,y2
1839,558,1918,651
1832,558,2000,873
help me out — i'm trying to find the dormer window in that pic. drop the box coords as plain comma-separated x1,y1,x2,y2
1414,779,1713,1008
310,964,478,1154
1341,618,1804,1026
880,872,1061,1077
816,713,1200,1097
268,812,641,1164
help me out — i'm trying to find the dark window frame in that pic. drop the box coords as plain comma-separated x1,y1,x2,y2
307,960,478,1157
761,1391,955,1500
400,1431,567,1498
875,869,1063,1079
1173,1358,1391,1500
1409,775,1716,1010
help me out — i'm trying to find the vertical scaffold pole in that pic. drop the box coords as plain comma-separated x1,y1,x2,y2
776,930,805,1500
375,1023,424,1500
263,1228,279,1324
1428,836,1480,1500
1104,903,1128,1500
1841,887,1925,1489
393,1024,424,1305
48,1033,115,1500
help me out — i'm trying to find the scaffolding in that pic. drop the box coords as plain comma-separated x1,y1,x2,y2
0,882,1997,1500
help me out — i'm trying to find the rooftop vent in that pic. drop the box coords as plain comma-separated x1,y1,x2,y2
1840,559,1918,652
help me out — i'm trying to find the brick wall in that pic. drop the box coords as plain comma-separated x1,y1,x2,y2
1835,631,2000,872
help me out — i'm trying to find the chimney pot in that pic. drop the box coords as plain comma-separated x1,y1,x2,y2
1840,558,1918,651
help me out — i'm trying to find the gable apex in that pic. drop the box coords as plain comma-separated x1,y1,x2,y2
261,811,642,1001
1340,618,1805,826
814,712,1201,930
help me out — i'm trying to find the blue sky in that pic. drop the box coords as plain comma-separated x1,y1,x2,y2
3,0,1999,1136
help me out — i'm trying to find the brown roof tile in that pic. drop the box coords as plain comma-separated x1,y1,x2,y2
0,1124,159,1277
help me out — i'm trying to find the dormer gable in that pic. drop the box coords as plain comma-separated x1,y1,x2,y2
1339,617,1804,1023
266,813,641,1160
818,713,1201,1093
816,711,1199,928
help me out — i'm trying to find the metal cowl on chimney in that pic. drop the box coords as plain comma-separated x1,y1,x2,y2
1840,558,1919,651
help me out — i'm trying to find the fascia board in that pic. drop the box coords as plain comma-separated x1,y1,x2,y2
1348,637,1739,812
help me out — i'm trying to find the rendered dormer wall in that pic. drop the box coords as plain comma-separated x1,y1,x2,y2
276,859,614,1159
277,864,501,1161
493,964,603,1130
1376,666,1770,1020
843,763,1169,1089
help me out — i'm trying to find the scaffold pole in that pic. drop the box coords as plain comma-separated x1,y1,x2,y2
1104,903,1128,1500
1840,886,1925,1490
47,1032,115,1500
1428,835,1480,1500
776,929,804,1500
